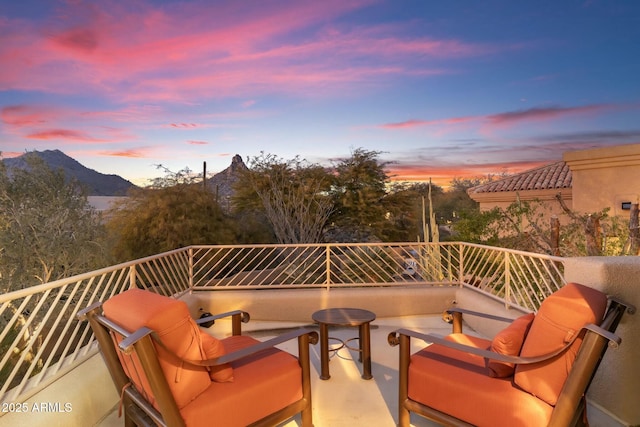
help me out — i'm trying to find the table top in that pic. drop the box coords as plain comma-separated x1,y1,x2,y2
312,308,376,326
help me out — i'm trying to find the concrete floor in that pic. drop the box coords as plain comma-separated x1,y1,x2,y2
98,315,471,427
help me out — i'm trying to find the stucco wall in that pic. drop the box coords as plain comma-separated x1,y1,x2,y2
474,188,571,212
563,256,640,426
564,143,640,215
184,286,458,323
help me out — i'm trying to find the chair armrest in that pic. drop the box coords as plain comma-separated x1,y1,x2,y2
446,307,517,323
196,310,250,325
141,327,319,367
388,325,621,365
214,328,319,366
388,328,521,363
444,307,520,334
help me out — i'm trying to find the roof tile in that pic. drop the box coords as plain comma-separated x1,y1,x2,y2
468,161,572,194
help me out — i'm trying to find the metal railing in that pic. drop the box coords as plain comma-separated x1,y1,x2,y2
0,242,565,409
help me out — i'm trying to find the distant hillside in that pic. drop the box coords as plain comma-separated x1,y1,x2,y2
2,149,137,196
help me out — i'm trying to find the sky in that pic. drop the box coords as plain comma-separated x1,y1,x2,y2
1,0,639,188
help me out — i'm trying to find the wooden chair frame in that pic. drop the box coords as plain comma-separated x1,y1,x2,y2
388,297,635,427
79,302,318,427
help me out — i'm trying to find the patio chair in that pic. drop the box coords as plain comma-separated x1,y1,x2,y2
388,282,635,427
78,288,318,427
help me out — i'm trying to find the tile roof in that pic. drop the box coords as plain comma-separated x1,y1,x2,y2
468,161,572,194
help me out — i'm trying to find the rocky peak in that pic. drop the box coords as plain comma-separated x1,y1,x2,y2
207,154,247,211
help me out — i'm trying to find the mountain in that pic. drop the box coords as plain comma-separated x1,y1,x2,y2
206,154,247,211
2,149,137,196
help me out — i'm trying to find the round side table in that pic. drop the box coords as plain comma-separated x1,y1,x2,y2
311,308,376,380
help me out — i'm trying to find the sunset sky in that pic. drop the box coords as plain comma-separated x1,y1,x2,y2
1,1,639,188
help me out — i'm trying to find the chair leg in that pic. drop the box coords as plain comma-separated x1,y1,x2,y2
124,412,136,427
398,334,411,427
299,334,314,427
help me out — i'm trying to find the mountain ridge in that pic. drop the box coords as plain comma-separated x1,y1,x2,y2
2,150,247,198
2,149,137,196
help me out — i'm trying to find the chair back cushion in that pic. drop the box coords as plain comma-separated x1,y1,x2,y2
488,313,535,378
200,332,234,382
103,288,212,409
514,283,607,405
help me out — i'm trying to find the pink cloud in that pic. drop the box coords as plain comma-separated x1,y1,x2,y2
187,140,209,145
1,105,56,127
0,0,499,103
379,104,614,135
0,151,24,159
169,123,199,128
53,27,99,54
381,116,478,129
27,129,107,142
96,148,151,158
487,104,609,125
381,119,430,129
1,103,137,143
388,159,551,188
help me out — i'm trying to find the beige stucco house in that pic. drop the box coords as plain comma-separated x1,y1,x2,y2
468,143,640,219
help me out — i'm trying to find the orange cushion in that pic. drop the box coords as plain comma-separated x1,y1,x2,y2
103,289,211,409
514,283,607,406
409,335,553,427
200,332,233,382
488,313,535,378
180,335,303,427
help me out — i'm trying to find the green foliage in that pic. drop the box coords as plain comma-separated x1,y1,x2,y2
330,148,389,226
452,208,502,244
0,153,108,291
328,148,392,241
107,167,237,261
453,196,630,256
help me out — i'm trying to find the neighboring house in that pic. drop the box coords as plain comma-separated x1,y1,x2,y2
468,143,640,219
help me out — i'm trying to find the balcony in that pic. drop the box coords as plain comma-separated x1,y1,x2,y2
0,242,637,426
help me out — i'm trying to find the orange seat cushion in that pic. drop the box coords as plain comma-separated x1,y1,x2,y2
488,313,535,378
514,283,607,405
103,289,215,408
409,335,553,427
180,335,303,427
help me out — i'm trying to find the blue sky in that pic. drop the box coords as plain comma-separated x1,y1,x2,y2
1,0,639,187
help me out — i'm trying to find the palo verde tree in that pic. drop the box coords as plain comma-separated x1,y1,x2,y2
106,166,238,261
0,152,108,292
233,153,334,244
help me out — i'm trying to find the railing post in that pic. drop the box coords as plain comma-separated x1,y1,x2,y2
188,247,194,291
458,243,464,287
504,252,511,308
325,244,331,290
128,265,136,289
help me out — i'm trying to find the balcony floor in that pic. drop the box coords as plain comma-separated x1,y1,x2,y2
98,315,483,427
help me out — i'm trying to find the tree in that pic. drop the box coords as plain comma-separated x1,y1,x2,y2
0,152,107,292
380,182,447,242
453,195,629,257
328,148,391,241
106,167,237,261
452,208,503,245
233,153,334,244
